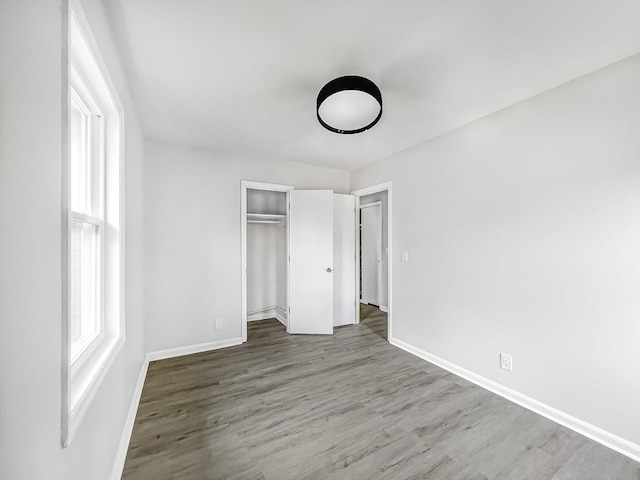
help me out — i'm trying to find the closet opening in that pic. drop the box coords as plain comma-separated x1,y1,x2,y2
241,181,293,343
242,181,358,340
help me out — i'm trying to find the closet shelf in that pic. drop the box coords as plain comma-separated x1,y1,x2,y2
247,213,286,224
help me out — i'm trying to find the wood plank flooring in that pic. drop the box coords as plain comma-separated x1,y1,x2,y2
121,309,640,479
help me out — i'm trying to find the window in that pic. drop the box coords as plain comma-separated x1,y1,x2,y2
62,9,124,447
69,70,105,363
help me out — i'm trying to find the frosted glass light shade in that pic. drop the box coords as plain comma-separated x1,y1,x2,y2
317,76,382,134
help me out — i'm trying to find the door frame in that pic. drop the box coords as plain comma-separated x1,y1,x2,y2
351,182,392,339
359,201,382,307
241,180,293,343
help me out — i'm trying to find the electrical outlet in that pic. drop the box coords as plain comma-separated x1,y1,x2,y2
500,353,513,371
401,251,409,262
215,318,222,330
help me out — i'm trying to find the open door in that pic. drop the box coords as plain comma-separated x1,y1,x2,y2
289,190,334,334
360,202,381,306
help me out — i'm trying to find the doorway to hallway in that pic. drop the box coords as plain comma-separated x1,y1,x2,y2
360,201,382,308
352,182,392,341
359,303,387,340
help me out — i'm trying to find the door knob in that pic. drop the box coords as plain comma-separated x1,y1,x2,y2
326,267,333,273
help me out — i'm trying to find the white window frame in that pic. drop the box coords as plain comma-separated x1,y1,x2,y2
68,68,106,366
62,4,125,448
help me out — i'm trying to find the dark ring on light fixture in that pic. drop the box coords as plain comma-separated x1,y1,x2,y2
317,75,383,134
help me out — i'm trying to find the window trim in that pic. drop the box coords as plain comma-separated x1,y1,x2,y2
61,3,126,448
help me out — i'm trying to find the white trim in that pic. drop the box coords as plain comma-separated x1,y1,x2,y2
62,4,125,448
351,183,393,197
247,305,288,328
351,182,392,339
61,0,71,447
67,0,124,113
247,306,277,321
274,307,288,327
241,181,293,343
389,336,640,463
109,358,148,480
147,338,243,362
65,337,124,446
379,305,388,313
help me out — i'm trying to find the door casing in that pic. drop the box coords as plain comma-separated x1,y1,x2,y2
351,182,392,339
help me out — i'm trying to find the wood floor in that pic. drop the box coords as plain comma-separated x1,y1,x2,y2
121,308,640,479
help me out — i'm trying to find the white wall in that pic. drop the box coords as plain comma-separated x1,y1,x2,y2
360,191,389,309
0,1,145,479
275,224,287,312
144,141,349,353
351,54,640,451
247,223,281,314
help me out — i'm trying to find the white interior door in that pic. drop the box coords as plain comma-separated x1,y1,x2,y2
289,190,334,334
333,194,356,326
360,203,381,306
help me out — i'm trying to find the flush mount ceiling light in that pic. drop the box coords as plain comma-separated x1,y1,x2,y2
317,75,382,134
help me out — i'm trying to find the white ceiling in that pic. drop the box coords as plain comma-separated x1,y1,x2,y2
106,0,640,170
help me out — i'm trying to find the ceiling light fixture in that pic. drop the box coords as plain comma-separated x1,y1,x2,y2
317,75,382,134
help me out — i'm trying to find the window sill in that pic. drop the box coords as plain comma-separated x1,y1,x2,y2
63,334,124,447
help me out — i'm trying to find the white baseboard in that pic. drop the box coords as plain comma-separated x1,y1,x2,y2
389,336,640,463
334,321,355,327
147,337,243,362
274,307,288,328
379,305,388,313
248,306,288,328
247,306,274,322
109,358,149,480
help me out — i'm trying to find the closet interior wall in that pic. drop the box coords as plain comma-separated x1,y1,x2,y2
246,189,288,326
